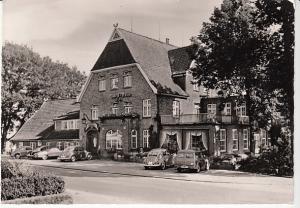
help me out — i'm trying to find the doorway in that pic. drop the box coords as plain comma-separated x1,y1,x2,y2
86,130,99,156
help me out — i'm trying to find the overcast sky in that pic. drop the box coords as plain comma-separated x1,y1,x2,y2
3,0,222,74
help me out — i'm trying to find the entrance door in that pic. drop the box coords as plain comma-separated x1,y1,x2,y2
87,130,99,156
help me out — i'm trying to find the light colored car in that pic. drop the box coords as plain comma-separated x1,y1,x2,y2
174,150,210,173
35,147,62,160
58,146,92,162
143,148,174,170
28,146,47,159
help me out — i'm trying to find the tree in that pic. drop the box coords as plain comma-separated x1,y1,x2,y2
190,0,294,153
1,42,87,152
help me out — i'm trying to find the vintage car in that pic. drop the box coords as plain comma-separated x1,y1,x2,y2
216,153,248,170
11,147,33,159
28,146,47,159
174,150,210,173
34,147,62,160
57,146,92,162
143,148,174,170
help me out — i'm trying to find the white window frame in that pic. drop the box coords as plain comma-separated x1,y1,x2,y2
106,130,122,149
125,106,133,114
261,129,267,147
243,129,249,149
219,129,226,152
143,99,151,117
143,130,150,148
99,79,106,91
46,142,51,149
172,100,180,117
131,130,138,149
57,142,62,150
224,103,231,115
112,104,119,115
193,80,200,92
38,141,42,147
30,142,36,150
91,107,98,120
236,103,247,116
207,104,216,115
123,73,132,88
111,77,119,89
232,129,238,151
62,120,68,130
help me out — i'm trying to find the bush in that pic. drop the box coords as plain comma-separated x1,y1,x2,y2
1,174,65,201
1,160,65,201
2,193,73,204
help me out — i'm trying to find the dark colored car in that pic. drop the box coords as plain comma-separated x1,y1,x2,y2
143,148,174,170
28,146,47,159
57,146,92,162
174,150,210,173
11,147,33,159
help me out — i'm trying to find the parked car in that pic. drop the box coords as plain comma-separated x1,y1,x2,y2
143,148,174,170
57,146,92,162
217,153,248,170
174,150,210,173
11,147,33,159
34,147,62,160
28,146,47,159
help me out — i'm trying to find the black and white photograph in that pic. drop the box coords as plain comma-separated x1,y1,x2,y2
0,0,296,206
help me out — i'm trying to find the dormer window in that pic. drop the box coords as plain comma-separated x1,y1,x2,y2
193,80,199,91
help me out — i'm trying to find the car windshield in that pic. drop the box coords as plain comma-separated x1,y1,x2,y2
177,153,194,158
63,147,75,152
148,152,160,156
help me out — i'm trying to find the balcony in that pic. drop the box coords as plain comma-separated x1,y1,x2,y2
160,114,249,125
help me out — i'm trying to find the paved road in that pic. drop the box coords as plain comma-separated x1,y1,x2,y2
17,159,294,204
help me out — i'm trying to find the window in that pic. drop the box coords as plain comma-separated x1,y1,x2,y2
38,141,42,147
62,121,68,130
64,142,70,149
220,129,226,152
193,80,199,91
172,101,180,117
125,106,133,114
131,130,137,149
123,73,132,88
106,130,122,149
224,103,231,115
30,142,36,150
261,129,267,147
193,104,200,114
112,104,119,115
91,107,98,120
19,142,23,148
207,104,216,115
46,142,51,149
57,142,63,150
111,77,119,89
236,103,247,116
243,129,249,149
232,129,238,151
143,99,151,117
99,79,106,91
143,130,150,148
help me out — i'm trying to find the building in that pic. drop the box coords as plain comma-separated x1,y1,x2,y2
10,98,80,150
78,26,253,158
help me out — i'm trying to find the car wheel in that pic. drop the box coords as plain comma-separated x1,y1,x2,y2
161,162,166,170
71,156,76,162
87,154,92,160
177,168,182,173
196,164,201,173
15,154,20,159
42,155,48,160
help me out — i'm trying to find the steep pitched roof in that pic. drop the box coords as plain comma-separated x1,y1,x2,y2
168,45,197,75
43,129,79,140
91,28,188,97
11,99,79,141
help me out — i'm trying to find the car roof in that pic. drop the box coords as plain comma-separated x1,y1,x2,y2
177,150,196,153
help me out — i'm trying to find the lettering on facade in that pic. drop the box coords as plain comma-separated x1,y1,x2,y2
111,93,132,102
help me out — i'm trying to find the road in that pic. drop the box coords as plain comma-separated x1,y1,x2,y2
21,159,293,204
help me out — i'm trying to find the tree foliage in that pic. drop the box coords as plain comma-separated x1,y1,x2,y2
1,42,86,151
190,0,294,152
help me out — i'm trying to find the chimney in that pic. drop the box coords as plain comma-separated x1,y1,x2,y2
166,38,170,44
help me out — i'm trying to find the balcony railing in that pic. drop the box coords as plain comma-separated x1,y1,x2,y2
160,114,249,125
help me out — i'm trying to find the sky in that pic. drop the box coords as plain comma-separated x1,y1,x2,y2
3,0,222,74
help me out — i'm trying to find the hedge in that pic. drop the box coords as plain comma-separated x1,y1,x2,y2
1,175,65,201
2,193,73,204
